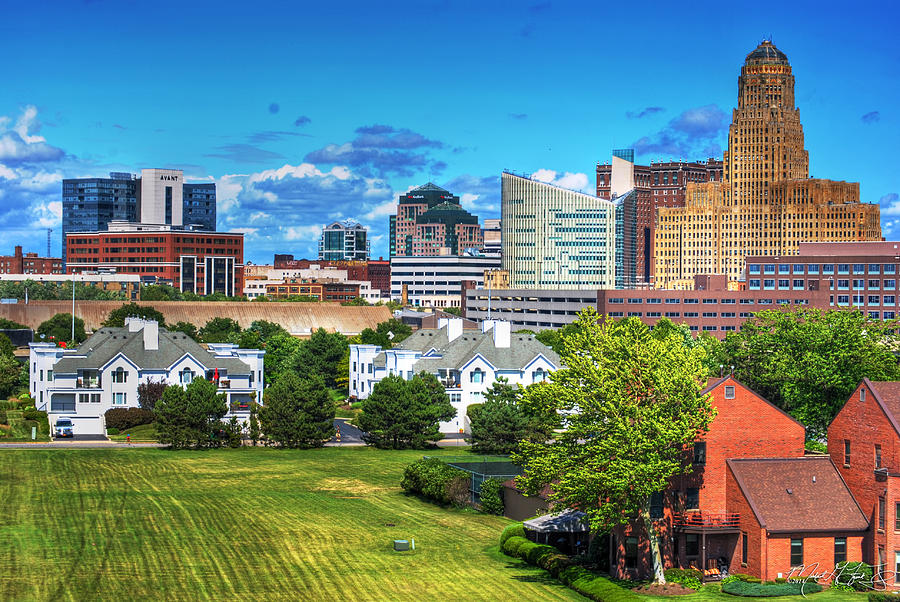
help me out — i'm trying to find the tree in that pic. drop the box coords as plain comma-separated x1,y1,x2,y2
236,329,262,349
469,378,529,454
359,318,413,349
169,321,199,341
0,318,28,330
141,284,182,301
513,310,716,584
358,372,455,449
249,401,261,446
103,303,166,327
340,297,370,306
0,333,15,358
442,306,462,316
248,320,288,343
263,332,302,385
154,378,228,449
37,313,86,345
199,317,242,343
719,308,900,438
260,372,335,448
137,379,168,411
0,354,20,399
292,328,347,387
535,321,587,356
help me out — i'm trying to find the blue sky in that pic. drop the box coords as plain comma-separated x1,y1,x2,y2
1,0,897,263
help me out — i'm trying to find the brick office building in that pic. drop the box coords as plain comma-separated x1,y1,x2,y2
829,379,900,583
606,376,865,582
264,279,361,301
66,224,243,296
0,246,63,275
272,255,390,298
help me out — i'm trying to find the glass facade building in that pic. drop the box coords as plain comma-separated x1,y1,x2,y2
318,219,369,261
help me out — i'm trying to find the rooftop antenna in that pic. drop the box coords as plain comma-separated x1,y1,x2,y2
47,228,52,257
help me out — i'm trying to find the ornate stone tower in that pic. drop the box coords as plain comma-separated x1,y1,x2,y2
726,41,809,206
653,41,882,289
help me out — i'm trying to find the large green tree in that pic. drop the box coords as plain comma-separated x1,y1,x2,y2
199,317,242,343
102,303,166,328
37,313,86,345
248,320,288,343
358,372,455,449
513,311,715,584
263,333,302,385
292,328,347,388
169,321,199,341
0,354,20,399
468,378,529,454
260,372,335,448
720,308,900,438
140,284,182,301
154,378,228,449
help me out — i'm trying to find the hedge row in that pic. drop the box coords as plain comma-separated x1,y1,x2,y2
721,579,822,597
400,457,470,506
869,593,900,601
500,532,640,602
104,408,154,431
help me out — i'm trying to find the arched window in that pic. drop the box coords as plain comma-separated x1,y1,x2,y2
112,367,128,383
470,368,483,384
532,368,546,383
180,367,194,385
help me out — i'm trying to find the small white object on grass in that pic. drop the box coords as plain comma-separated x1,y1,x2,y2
411,539,415,550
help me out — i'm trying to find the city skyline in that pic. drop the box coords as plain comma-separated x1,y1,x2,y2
1,0,897,263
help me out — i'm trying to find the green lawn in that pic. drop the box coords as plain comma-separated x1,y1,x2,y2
637,582,868,600
0,447,583,601
107,422,158,442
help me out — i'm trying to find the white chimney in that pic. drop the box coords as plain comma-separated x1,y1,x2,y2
481,320,495,333
492,320,511,348
437,317,449,330
446,318,463,342
125,317,143,332
142,320,159,351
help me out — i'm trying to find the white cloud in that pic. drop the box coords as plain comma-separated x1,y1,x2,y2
531,168,591,193
283,224,322,241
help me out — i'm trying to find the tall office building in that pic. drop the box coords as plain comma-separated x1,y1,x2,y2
501,172,619,290
62,169,217,265
318,219,370,261
654,41,881,289
389,182,482,256
596,151,723,286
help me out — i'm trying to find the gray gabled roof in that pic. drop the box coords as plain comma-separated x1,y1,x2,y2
53,327,250,375
377,327,559,373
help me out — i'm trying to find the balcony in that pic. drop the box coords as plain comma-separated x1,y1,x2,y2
674,512,740,530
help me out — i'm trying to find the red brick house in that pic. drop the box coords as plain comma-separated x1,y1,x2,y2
828,379,900,582
726,457,867,581
606,376,808,579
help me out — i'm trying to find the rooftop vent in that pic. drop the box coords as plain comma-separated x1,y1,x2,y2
786,488,793,495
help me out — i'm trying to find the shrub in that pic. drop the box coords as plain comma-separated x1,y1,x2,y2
517,540,539,561
22,409,43,421
0,400,13,411
869,593,900,602
539,552,574,578
834,561,873,591
499,522,525,547
502,535,529,557
721,575,740,584
105,408,154,431
721,580,822,597
479,478,505,515
559,566,642,601
0,410,6,424
526,543,556,566
107,427,120,435
400,457,470,506
729,572,761,583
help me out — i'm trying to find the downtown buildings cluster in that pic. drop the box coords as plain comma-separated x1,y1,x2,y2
0,40,882,338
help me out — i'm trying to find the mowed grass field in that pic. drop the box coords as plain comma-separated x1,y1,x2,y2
0,447,584,601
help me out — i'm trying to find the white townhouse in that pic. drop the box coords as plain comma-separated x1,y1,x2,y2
29,318,264,435
349,318,560,433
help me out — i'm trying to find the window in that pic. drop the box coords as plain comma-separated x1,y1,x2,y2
685,487,699,509
895,551,900,584
47,370,53,382
532,368,546,383
113,392,126,406
742,532,749,565
861,388,867,402
834,537,847,565
790,538,803,566
844,440,851,466
471,368,483,383
112,367,128,383
724,386,735,399
779,264,790,274
180,368,194,384
880,497,886,530
693,441,706,464
876,444,883,468
649,492,664,519
625,537,638,569
685,533,699,556
895,502,900,531
449,393,461,403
